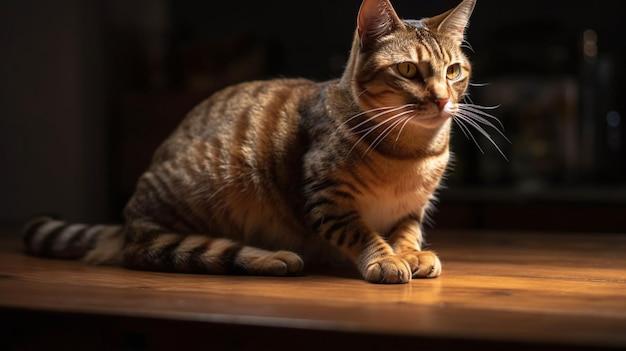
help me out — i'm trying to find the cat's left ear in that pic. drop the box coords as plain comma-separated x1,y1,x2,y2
357,0,404,48
425,0,476,44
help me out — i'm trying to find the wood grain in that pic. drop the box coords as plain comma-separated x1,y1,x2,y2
1,228,625,350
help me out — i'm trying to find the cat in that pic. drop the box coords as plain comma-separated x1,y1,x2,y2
23,0,484,284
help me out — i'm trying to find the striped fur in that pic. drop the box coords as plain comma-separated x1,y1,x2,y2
23,0,479,283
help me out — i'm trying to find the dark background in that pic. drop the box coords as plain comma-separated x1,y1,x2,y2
1,0,624,232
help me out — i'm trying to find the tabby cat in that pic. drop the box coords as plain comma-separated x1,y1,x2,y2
23,0,482,284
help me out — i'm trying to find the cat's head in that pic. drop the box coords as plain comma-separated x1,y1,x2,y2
342,0,475,130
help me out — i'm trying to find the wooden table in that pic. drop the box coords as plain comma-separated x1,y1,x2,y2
1,226,625,350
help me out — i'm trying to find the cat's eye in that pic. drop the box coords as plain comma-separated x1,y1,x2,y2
397,62,418,79
446,63,462,80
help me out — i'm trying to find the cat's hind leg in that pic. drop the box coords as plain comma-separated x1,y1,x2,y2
122,225,303,276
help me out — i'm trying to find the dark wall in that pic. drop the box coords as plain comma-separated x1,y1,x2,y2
1,0,624,228
0,0,108,223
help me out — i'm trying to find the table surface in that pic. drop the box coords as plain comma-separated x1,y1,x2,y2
1,227,625,349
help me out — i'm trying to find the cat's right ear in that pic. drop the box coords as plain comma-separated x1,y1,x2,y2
357,0,403,48
425,0,476,44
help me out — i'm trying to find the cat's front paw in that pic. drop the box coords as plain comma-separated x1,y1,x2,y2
398,249,441,278
363,256,411,284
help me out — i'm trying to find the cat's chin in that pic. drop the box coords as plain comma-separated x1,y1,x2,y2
412,112,451,128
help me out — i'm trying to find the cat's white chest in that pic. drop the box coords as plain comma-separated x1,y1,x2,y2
356,178,431,235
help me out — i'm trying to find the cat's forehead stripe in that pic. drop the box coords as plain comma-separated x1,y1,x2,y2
407,27,447,64
413,40,444,68
423,30,445,61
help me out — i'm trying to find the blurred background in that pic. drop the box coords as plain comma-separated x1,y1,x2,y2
1,0,624,232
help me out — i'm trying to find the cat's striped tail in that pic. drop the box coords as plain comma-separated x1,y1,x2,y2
22,216,124,264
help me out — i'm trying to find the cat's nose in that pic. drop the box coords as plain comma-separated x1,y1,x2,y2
434,98,449,111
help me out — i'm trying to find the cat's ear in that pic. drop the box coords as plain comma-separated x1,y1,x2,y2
357,0,403,48
425,0,476,44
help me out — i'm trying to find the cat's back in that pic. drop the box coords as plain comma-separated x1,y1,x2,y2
182,78,323,138
150,78,327,166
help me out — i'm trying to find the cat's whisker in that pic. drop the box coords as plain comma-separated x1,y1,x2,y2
458,103,507,133
456,110,504,136
345,106,401,128
452,115,473,140
457,105,509,142
395,114,415,142
354,89,370,100
366,112,414,154
456,110,504,135
353,108,413,135
468,82,492,87
461,39,474,52
349,113,403,154
453,117,485,154
348,109,414,156
347,89,370,111
453,112,508,160
461,103,500,110
460,102,500,111
365,119,405,155
346,104,414,131
462,94,475,105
